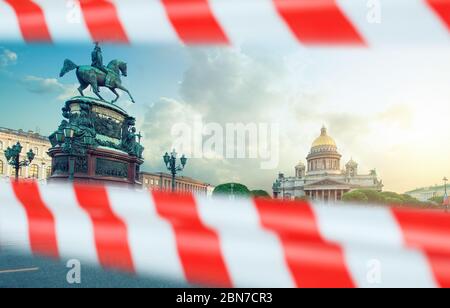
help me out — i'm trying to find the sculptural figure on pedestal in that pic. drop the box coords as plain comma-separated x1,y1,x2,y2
121,117,144,158
59,43,136,104
48,44,144,186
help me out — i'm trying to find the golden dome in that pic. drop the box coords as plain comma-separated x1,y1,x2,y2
311,126,336,148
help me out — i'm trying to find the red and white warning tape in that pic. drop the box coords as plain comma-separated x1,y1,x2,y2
1,181,450,288
0,0,448,46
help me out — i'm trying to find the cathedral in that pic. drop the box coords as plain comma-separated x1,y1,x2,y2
273,126,383,201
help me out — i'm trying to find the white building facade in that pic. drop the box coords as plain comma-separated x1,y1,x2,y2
273,126,383,201
405,185,447,202
0,127,52,182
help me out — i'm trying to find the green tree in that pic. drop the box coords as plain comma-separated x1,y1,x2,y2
379,191,402,200
213,183,250,198
341,189,425,207
429,196,444,204
250,190,271,199
384,197,404,205
342,191,368,203
400,194,423,205
357,189,386,203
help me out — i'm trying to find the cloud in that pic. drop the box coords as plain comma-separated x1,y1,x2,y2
138,49,301,188
0,48,17,67
139,97,200,164
137,47,450,194
376,104,413,129
20,75,78,100
137,97,235,186
179,48,285,123
137,48,381,190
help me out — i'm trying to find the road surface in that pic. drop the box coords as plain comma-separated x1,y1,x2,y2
0,250,190,288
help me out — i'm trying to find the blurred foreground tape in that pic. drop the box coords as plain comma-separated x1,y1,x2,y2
0,0,449,46
1,181,450,288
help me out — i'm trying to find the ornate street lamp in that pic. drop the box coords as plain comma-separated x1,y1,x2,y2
163,150,187,193
4,142,35,182
55,131,65,144
64,126,75,139
443,177,448,212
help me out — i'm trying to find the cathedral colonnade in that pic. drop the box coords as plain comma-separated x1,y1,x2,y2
305,189,349,202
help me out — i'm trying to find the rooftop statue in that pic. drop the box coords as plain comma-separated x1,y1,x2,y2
59,42,135,104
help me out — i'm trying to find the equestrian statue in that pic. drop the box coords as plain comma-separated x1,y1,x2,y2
59,42,135,104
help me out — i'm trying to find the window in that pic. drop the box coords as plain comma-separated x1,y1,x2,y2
0,160,3,175
46,166,52,178
33,147,39,156
29,164,39,179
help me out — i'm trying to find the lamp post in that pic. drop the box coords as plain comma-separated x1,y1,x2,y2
4,142,35,182
444,177,448,195
163,150,187,193
444,177,448,212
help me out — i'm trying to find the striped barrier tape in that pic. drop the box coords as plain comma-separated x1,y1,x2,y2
0,0,448,46
1,181,450,288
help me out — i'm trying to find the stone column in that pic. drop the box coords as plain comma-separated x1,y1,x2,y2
40,164,45,180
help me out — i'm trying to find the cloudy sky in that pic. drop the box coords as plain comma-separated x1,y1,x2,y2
0,42,449,193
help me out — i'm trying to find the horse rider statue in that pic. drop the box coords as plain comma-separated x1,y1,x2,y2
59,43,136,104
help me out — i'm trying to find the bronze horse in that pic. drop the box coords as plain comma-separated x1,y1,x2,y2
59,59,135,104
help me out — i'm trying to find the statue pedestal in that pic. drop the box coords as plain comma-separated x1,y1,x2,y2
48,97,144,187
48,147,143,187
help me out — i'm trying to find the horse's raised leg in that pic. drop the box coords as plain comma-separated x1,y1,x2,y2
116,84,135,103
109,88,120,104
